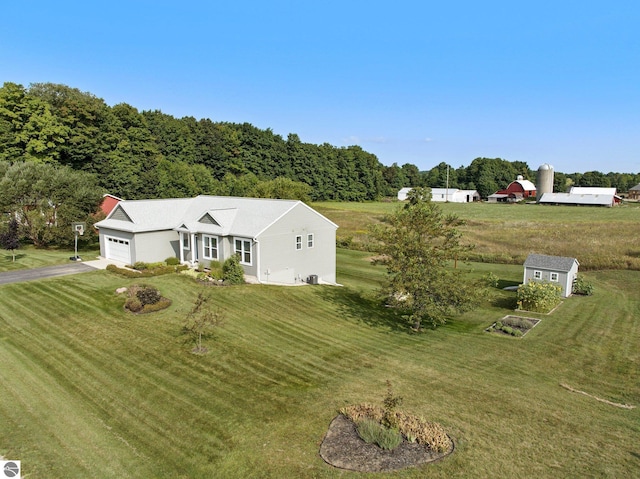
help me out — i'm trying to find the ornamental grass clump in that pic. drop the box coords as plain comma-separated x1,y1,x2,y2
355,419,403,450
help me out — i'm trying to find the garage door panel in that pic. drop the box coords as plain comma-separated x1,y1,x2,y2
106,236,131,264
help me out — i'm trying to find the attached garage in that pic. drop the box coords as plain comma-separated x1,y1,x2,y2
105,235,131,264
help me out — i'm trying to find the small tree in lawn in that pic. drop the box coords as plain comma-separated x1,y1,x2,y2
183,292,224,354
0,218,20,262
369,187,483,330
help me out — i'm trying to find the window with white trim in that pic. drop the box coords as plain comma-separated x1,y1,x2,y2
550,272,559,282
235,238,252,265
307,233,314,248
533,270,542,280
203,235,218,260
295,235,302,250
182,234,189,249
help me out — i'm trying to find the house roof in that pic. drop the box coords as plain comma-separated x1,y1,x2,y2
524,253,578,272
95,196,337,236
628,183,640,192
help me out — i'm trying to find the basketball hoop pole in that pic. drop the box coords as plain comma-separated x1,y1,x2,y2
74,230,79,260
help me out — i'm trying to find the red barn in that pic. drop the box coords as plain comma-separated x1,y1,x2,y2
488,176,536,202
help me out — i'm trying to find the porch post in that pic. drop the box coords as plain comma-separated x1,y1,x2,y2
190,232,196,266
179,232,185,264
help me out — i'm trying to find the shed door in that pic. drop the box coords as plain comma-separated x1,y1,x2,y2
106,236,131,264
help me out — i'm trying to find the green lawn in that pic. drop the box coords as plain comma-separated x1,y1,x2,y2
1,251,639,478
0,245,100,272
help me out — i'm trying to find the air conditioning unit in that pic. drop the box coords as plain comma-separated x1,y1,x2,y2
307,274,318,285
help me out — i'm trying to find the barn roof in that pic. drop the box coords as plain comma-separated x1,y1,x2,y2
538,192,617,206
514,179,536,191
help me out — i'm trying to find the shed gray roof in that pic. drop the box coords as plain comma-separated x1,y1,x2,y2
629,183,640,192
95,195,337,236
524,253,578,272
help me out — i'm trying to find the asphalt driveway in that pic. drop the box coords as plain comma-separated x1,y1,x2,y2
0,262,97,285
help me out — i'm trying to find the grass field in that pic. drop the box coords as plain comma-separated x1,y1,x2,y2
1,249,638,478
314,201,640,270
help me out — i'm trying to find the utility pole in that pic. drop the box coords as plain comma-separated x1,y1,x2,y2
445,165,450,202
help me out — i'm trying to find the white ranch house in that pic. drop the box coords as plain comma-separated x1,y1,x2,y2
523,253,579,298
95,196,338,285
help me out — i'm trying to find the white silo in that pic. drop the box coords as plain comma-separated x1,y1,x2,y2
536,163,554,202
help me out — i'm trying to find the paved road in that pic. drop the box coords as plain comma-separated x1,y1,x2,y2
0,262,96,285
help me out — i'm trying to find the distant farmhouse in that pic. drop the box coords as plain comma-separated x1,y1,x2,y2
397,187,480,202
95,195,338,285
628,183,640,200
539,187,621,207
488,175,536,203
523,253,579,298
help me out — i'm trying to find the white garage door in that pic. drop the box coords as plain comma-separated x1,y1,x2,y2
106,236,131,264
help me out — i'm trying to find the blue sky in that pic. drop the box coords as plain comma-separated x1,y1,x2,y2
2,1,638,174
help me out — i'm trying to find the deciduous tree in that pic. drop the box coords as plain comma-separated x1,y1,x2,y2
0,217,20,261
370,188,482,329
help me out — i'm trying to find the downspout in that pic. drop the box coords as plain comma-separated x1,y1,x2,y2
254,237,261,284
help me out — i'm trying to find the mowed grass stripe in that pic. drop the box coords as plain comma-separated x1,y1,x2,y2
0,281,240,464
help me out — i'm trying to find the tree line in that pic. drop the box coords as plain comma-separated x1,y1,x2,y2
415,159,640,200
3,82,637,206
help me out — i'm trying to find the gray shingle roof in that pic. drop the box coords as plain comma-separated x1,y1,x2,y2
524,253,578,272
95,195,337,236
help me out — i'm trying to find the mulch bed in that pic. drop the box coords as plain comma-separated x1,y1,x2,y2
319,414,454,473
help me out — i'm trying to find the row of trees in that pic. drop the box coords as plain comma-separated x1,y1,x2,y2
0,82,388,201
3,82,636,205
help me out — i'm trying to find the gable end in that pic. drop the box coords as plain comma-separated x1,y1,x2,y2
198,213,220,226
110,205,133,222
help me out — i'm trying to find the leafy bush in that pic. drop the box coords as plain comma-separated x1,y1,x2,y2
133,261,148,270
124,284,171,313
484,272,499,288
124,297,143,313
165,257,180,266
136,285,162,305
517,281,562,313
222,255,245,285
106,263,186,278
573,275,594,295
208,261,224,280
140,298,172,313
